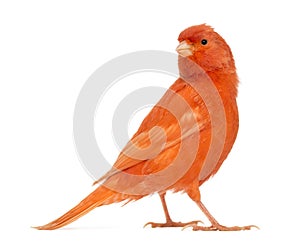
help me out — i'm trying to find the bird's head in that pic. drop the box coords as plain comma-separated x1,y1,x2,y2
176,24,236,73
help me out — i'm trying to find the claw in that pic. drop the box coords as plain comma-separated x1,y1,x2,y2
144,220,203,228
181,223,198,231
143,222,154,228
246,225,260,230
191,224,259,231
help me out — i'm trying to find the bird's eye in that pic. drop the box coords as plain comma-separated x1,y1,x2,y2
201,39,208,45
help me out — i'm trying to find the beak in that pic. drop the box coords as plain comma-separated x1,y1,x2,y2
176,41,193,57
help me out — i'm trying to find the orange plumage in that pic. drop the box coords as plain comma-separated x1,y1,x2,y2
35,24,256,231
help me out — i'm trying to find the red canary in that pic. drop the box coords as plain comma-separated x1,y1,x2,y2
35,24,256,231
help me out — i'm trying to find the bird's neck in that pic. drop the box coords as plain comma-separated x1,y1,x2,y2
178,56,238,100
207,70,239,101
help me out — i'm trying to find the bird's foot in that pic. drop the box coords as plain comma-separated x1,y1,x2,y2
144,220,202,228
183,223,259,231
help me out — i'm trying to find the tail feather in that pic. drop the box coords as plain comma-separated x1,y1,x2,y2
34,186,121,230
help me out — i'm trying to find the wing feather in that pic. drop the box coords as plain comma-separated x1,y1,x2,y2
94,79,209,185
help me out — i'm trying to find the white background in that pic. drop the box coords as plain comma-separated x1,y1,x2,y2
1,0,300,243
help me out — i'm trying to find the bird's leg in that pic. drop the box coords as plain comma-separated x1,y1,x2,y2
186,200,258,231
144,193,201,228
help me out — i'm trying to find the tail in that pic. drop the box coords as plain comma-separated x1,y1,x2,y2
34,186,124,230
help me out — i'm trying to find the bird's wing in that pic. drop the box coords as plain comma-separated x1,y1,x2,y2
94,79,209,185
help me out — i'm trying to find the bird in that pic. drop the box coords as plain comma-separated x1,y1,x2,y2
34,24,256,231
